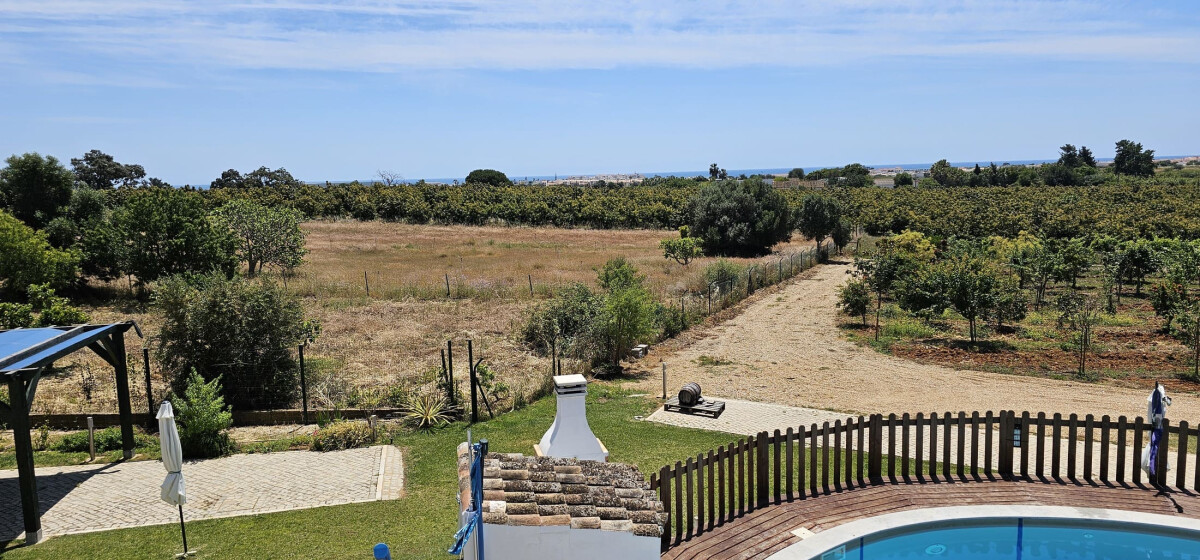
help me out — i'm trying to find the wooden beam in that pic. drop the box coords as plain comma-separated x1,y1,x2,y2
110,331,135,459
7,374,43,543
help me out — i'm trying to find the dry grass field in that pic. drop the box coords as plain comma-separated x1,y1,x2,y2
30,221,815,416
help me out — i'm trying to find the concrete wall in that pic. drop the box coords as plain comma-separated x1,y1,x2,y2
462,521,659,560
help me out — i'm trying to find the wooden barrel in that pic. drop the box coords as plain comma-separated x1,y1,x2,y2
678,382,702,407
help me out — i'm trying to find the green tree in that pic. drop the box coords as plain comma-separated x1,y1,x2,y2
1057,144,1081,168
893,172,914,187
1079,146,1097,168
1176,303,1200,381
0,152,75,228
787,168,805,179
838,279,871,325
938,251,1003,343
796,194,842,254
155,274,318,409
929,159,968,187
112,188,238,284
686,178,792,257
70,149,146,189
708,163,728,181
1058,293,1100,379
1112,139,1155,177
214,199,308,276
831,219,853,254
659,226,702,265
465,169,512,187
0,210,80,298
173,370,235,459
592,259,658,369
1054,237,1094,288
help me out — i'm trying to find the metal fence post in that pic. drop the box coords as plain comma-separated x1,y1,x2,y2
298,343,309,424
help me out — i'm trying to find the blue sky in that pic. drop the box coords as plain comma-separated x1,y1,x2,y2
1,1,1198,185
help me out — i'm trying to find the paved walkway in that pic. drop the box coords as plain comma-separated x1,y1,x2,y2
0,445,404,542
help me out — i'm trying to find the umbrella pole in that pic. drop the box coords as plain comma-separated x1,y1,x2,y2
178,503,190,557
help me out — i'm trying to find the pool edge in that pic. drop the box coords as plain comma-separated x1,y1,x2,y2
765,505,1200,560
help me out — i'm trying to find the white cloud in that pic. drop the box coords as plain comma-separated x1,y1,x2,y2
1,0,1197,74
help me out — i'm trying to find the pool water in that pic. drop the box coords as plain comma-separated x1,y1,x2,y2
822,518,1200,559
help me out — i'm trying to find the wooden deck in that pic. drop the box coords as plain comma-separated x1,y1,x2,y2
662,480,1200,560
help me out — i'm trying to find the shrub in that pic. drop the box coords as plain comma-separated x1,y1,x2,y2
402,390,452,432
521,283,600,355
0,210,80,297
312,420,376,451
27,283,89,326
838,279,871,325
702,259,744,291
685,178,792,257
173,370,235,459
156,273,318,409
660,226,702,265
0,302,33,329
54,426,157,453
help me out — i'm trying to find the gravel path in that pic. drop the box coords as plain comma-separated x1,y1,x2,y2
633,262,1200,421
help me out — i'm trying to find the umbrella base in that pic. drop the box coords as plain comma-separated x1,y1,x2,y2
175,551,197,558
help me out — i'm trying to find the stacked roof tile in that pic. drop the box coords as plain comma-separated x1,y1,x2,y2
456,443,664,538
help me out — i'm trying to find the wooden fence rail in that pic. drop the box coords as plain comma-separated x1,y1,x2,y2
649,410,1192,552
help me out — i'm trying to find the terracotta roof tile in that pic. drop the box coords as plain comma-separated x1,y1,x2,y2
457,443,664,538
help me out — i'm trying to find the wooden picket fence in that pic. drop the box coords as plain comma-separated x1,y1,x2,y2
649,411,1194,553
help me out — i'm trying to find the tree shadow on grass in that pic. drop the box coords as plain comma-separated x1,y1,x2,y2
931,338,1018,353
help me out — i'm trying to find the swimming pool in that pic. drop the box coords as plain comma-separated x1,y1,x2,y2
765,506,1200,560
820,518,1200,559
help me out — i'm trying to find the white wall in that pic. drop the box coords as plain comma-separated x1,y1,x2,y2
461,522,659,560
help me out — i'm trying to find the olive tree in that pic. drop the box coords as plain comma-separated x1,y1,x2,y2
214,199,308,276
685,178,792,257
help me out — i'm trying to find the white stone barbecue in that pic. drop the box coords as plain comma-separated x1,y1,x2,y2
535,375,609,462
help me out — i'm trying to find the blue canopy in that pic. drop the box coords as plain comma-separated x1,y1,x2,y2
0,323,131,375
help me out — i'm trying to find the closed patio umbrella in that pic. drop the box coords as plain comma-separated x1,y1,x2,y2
1141,382,1172,479
158,401,194,557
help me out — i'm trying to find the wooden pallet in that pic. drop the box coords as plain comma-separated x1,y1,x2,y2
664,396,726,418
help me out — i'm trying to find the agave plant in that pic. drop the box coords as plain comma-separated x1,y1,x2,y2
403,390,452,431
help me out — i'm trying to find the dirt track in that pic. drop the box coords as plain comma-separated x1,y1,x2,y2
633,262,1200,420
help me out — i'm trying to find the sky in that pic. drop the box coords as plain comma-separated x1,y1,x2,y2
1,0,1198,185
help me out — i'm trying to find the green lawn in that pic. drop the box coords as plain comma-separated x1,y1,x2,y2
1,383,742,560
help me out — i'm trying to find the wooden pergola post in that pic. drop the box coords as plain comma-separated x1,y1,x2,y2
8,372,43,543
2,323,139,542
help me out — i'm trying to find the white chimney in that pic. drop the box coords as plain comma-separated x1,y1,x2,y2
536,375,609,462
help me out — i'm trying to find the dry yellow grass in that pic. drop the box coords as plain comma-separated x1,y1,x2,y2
30,221,814,416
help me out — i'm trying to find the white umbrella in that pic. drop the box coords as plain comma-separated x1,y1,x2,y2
157,401,193,557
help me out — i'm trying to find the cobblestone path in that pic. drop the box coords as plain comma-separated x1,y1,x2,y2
0,445,403,542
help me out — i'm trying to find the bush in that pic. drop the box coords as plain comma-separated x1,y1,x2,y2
111,187,238,284
660,226,702,265
27,283,89,326
174,371,235,459
311,420,376,451
521,283,600,355
839,279,871,325
0,210,80,298
54,426,156,453
402,391,452,432
156,273,318,409
702,259,744,291
685,178,792,257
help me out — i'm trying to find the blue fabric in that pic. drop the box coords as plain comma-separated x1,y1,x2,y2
1149,388,1164,476
448,443,485,557
0,325,122,373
